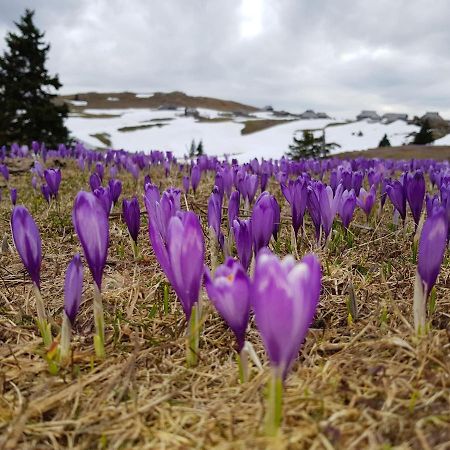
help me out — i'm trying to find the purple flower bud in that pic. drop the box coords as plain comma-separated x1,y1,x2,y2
41,184,51,203
89,173,102,192
122,197,141,243
182,176,190,194
317,183,342,239
34,161,44,178
149,211,205,320
352,171,364,196
252,250,321,379
10,188,17,205
245,174,259,204
95,162,104,181
31,176,38,191
208,186,223,246
281,178,307,236
44,168,61,198
307,185,321,241
73,191,109,289
356,185,376,219
204,258,250,351
339,189,356,229
11,206,42,287
64,253,83,324
260,172,269,192
426,193,440,218
93,186,113,216
228,191,240,229
418,208,448,296
386,178,407,221
406,170,425,226
108,178,122,205
191,165,201,194
233,218,253,271
0,164,9,181
252,192,277,253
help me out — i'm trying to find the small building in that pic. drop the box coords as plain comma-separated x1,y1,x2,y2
299,109,318,119
316,112,330,119
184,107,199,117
356,110,380,121
263,105,274,111
381,113,408,123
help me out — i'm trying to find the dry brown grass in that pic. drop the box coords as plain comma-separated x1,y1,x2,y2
337,145,450,161
0,159,449,449
240,119,295,135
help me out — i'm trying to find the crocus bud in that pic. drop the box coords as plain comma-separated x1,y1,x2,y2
41,184,51,203
10,188,17,205
64,253,83,324
386,178,407,222
182,176,190,194
356,185,376,219
149,211,205,320
89,173,102,192
406,170,425,227
251,192,276,253
72,191,109,289
11,206,42,287
108,178,122,205
414,208,448,333
228,191,240,229
339,189,356,229
44,168,61,198
252,250,321,380
122,197,141,243
204,257,250,352
233,218,253,271
207,187,223,247
191,165,201,194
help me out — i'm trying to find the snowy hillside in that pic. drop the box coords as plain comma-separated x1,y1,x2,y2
66,107,419,161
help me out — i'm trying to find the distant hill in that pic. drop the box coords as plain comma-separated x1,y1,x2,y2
58,91,259,113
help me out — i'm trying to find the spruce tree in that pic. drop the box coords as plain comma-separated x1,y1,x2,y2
286,130,339,160
196,140,204,156
413,122,434,145
378,134,391,147
0,9,69,146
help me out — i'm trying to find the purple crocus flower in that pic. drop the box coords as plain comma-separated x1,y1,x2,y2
418,208,448,297
149,211,205,320
122,197,141,243
93,186,113,216
64,253,83,324
11,206,42,287
191,165,201,194
252,250,321,380
44,168,61,198
108,178,122,205
245,174,259,204
386,178,407,222
339,189,356,229
10,188,17,205
89,173,102,192
95,162,105,181
204,257,250,352
182,176,190,194
317,182,343,240
426,193,440,218
208,186,224,247
260,172,269,192
414,208,448,333
252,192,277,253
31,176,38,191
406,170,425,227
228,191,240,229
233,218,253,271
41,184,51,204
0,164,9,181
72,191,109,289
281,177,307,236
307,185,321,242
356,185,376,219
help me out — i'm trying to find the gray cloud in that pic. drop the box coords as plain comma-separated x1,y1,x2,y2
1,0,449,117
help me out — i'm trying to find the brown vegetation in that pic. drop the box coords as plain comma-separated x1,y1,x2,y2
337,145,450,161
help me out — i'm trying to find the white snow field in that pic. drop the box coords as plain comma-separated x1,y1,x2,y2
66,107,419,161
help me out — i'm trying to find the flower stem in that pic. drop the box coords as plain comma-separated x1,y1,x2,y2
33,283,52,347
60,312,72,363
413,270,427,336
186,303,200,367
237,346,249,383
265,371,283,437
131,239,139,260
93,282,105,358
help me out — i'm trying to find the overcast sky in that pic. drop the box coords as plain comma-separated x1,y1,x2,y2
1,0,449,118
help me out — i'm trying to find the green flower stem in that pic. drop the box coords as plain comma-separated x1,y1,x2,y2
186,303,200,367
290,226,299,259
209,226,219,271
33,283,52,347
131,239,139,260
93,282,105,358
265,371,283,437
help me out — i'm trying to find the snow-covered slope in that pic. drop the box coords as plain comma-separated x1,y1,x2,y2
66,107,419,161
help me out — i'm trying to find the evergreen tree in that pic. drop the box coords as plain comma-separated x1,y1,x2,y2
0,9,69,146
189,139,197,158
286,130,339,160
378,134,391,147
413,122,434,145
196,140,204,156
